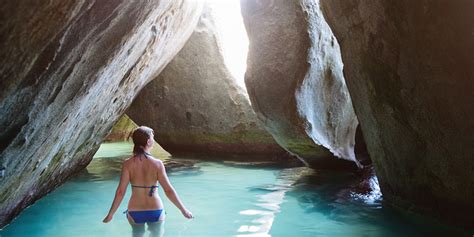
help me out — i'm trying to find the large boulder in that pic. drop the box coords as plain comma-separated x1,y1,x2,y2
128,5,289,160
240,0,359,168
0,0,202,227
320,0,474,228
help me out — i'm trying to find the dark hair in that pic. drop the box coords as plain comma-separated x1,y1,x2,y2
132,126,154,154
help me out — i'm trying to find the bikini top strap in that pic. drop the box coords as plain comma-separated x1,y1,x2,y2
142,151,151,159
135,151,152,161
131,184,159,196
148,185,158,196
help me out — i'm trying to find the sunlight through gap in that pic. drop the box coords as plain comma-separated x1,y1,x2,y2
206,0,249,94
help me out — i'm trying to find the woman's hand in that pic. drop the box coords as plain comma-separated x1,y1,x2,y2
103,214,113,223
181,208,193,219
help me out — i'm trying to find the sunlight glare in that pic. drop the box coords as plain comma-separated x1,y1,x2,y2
206,0,249,94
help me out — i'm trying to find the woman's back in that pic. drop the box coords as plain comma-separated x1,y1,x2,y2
126,154,164,210
103,125,192,228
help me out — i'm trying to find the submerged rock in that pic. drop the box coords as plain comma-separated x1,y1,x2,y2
320,0,474,228
240,0,359,168
0,0,202,227
128,5,289,161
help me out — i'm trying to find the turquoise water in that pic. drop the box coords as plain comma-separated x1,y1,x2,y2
0,143,467,236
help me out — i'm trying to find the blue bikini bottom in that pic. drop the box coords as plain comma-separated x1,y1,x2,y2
126,209,164,224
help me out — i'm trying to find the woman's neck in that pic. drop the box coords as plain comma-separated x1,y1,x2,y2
135,146,152,155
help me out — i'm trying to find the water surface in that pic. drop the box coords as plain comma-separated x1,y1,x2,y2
0,142,467,236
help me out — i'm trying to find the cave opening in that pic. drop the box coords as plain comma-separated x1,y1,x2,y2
354,124,371,166
207,0,249,94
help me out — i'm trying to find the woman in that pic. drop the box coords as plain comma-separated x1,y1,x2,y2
103,126,193,235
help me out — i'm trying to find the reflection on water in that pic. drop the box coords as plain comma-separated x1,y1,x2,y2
272,169,467,237
290,170,386,225
93,141,171,160
237,168,312,236
78,156,200,182
0,142,468,237
77,156,126,181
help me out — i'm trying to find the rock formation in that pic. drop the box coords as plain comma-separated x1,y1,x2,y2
128,5,289,161
240,0,359,168
0,0,202,227
320,0,474,228
103,114,136,142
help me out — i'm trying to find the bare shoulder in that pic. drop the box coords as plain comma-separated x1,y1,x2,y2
122,157,133,168
150,156,164,168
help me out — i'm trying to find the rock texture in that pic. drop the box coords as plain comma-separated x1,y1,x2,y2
128,5,289,161
240,0,359,168
0,0,202,227
103,114,137,142
320,0,474,228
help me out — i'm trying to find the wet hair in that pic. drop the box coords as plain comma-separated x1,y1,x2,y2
132,126,154,154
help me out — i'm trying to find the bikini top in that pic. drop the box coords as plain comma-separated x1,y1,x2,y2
131,184,159,197
131,151,158,197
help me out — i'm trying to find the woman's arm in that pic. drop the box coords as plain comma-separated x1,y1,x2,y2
103,161,130,223
157,161,193,219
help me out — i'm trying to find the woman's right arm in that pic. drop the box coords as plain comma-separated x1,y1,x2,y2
103,161,130,223
157,161,193,219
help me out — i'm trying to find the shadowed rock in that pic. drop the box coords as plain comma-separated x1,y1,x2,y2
0,0,202,227
320,0,474,228
240,0,359,169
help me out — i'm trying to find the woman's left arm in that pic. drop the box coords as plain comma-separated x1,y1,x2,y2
103,161,130,223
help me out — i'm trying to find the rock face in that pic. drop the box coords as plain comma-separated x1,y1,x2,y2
128,5,289,160
320,0,474,228
240,0,359,168
103,114,137,142
0,0,202,227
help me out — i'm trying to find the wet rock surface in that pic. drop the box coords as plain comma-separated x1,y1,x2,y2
128,5,289,160
0,0,202,227
240,0,359,169
320,0,474,229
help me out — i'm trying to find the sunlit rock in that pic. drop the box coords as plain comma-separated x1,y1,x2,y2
240,0,359,168
103,114,136,142
0,0,202,227
128,5,289,160
320,0,474,228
